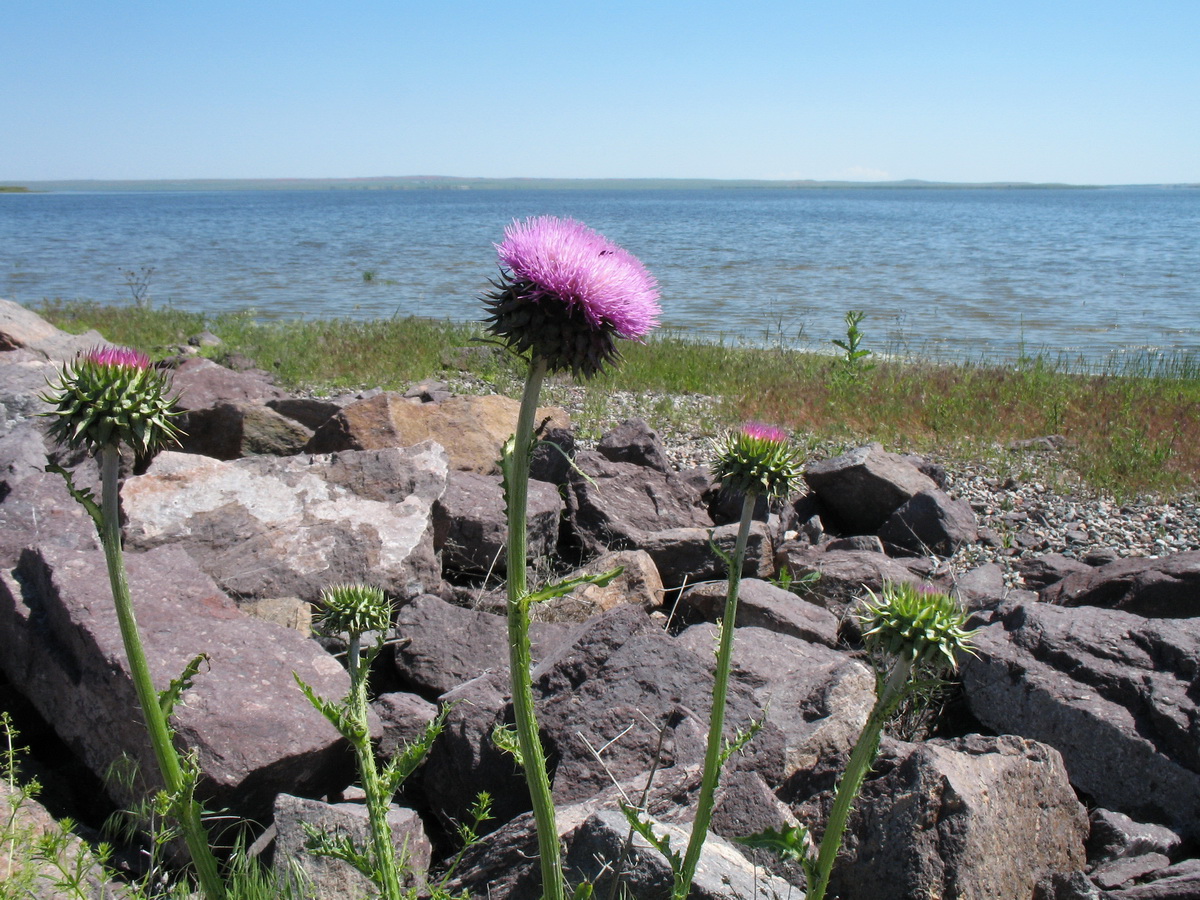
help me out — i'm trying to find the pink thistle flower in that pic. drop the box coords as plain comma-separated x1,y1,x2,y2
741,422,789,445
87,345,152,370
483,216,661,378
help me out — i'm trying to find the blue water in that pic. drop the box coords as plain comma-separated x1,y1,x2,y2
2,187,1198,364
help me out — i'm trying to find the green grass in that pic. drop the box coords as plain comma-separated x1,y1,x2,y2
35,301,1200,500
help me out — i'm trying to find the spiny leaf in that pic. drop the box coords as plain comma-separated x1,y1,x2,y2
523,566,625,605
159,653,210,720
293,673,365,745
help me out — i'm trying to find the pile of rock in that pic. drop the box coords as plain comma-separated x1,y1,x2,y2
1,298,1198,899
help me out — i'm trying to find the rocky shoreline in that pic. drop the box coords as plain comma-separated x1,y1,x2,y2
3,297,1200,900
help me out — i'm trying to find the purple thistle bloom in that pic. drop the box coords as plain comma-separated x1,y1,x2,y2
741,422,789,445
87,345,152,370
497,217,660,339
483,216,661,378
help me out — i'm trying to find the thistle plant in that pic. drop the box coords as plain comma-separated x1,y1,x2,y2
296,583,447,900
655,423,802,900
482,216,660,900
40,348,226,900
804,581,975,900
831,309,874,376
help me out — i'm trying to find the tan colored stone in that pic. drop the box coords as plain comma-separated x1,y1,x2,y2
533,550,665,623
306,393,570,474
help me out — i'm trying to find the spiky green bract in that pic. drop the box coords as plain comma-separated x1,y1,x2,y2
315,583,393,639
859,582,976,671
711,422,803,499
43,346,181,455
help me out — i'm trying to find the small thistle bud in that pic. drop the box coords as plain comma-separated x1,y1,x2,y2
711,422,803,499
482,216,660,379
316,583,393,639
859,582,976,670
42,346,182,456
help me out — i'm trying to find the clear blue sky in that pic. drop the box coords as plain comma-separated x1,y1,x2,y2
4,1,1197,184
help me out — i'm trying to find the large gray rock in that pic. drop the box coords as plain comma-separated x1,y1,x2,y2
273,793,432,899
1040,550,1200,617
565,809,794,900
638,521,773,589
595,418,673,473
531,549,664,623
565,449,711,555
677,623,875,797
829,734,1088,900
0,466,101,569
448,801,794,900
176,400,313,460
962,600,1200,839
773,543,925,617
421,672,530,831
169,356,287,410
803,442,938,534
0,544,352,820
391,594,569,697
121,444,447,604
877,487,978,556
533,608,782,804
0,298,109,360
431,470,562,575
679,578,840,647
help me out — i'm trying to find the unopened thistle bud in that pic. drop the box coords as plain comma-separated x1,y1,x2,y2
42,346,182,456
859,582,976,670
316,583,393,639
482,216,660,379
711,422,803,499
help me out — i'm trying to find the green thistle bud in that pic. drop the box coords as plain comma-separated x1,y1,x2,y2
42,346,182,456
858,582,976,670
711,422,803,499
316,583,393,639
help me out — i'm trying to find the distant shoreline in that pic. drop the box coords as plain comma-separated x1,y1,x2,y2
4,176,1198,193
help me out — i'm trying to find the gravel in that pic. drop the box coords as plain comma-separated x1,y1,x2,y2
530,383,1200,589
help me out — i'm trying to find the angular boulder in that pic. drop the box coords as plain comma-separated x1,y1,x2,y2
391,593,569,698
679,578,840,647
565,449,711,555
431,470,562,575
0,544,352,820
803,442,938,534
0,298,109,360
878,487,978,556
1040,550,1200,617
830,735,1088,900
121,444,447,603
962,600,1200,838
306,392,570,475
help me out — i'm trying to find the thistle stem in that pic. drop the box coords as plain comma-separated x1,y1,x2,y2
807,656,914,900
505,357,564,900
674,493,757,900
346,634,404,900
98,446,226,900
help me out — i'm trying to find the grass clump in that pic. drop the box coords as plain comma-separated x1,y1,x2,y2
36,301,1200,499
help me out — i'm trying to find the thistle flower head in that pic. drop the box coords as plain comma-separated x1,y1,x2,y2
711,422,803,499
42,346,182,456
483,216,660,378
315,583,393,639
858,582,976,671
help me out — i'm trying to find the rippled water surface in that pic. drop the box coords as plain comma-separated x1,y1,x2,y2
3,187,1197,363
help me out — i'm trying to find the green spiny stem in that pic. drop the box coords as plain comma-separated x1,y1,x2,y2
98,447,226,900
807,656,914,900
674,493,757,900
505,357,564,900
346,634,404,900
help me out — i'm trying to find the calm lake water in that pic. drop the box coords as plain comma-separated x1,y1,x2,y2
3,187,1198,365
